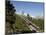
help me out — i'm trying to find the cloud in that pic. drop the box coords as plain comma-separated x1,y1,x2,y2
16,11,27,16
24,13,27,16
16,10,22,15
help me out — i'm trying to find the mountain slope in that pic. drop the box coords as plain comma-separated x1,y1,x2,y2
15,14,30,32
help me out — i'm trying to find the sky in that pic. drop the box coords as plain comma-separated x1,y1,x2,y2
11,1,44,17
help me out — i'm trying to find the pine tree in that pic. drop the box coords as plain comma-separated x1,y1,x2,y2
6,0,16,34
27,14,30,20
27,14,32,21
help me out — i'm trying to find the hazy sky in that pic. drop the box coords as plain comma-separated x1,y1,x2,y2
11,1,44,17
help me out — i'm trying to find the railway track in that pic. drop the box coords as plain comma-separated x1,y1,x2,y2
20,15,39,32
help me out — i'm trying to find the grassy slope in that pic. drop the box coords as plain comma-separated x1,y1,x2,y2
32,19,44,32
15,14,44,32
15,14,30,32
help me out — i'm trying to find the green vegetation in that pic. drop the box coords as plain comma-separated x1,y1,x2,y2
6,0,44,34
6,0,16,34
15,14,31,32
6,0,31,34
27,14,32,21
32,19,44,32
27,14,44,32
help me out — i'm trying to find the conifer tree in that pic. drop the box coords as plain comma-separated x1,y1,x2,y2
6,0,16,34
